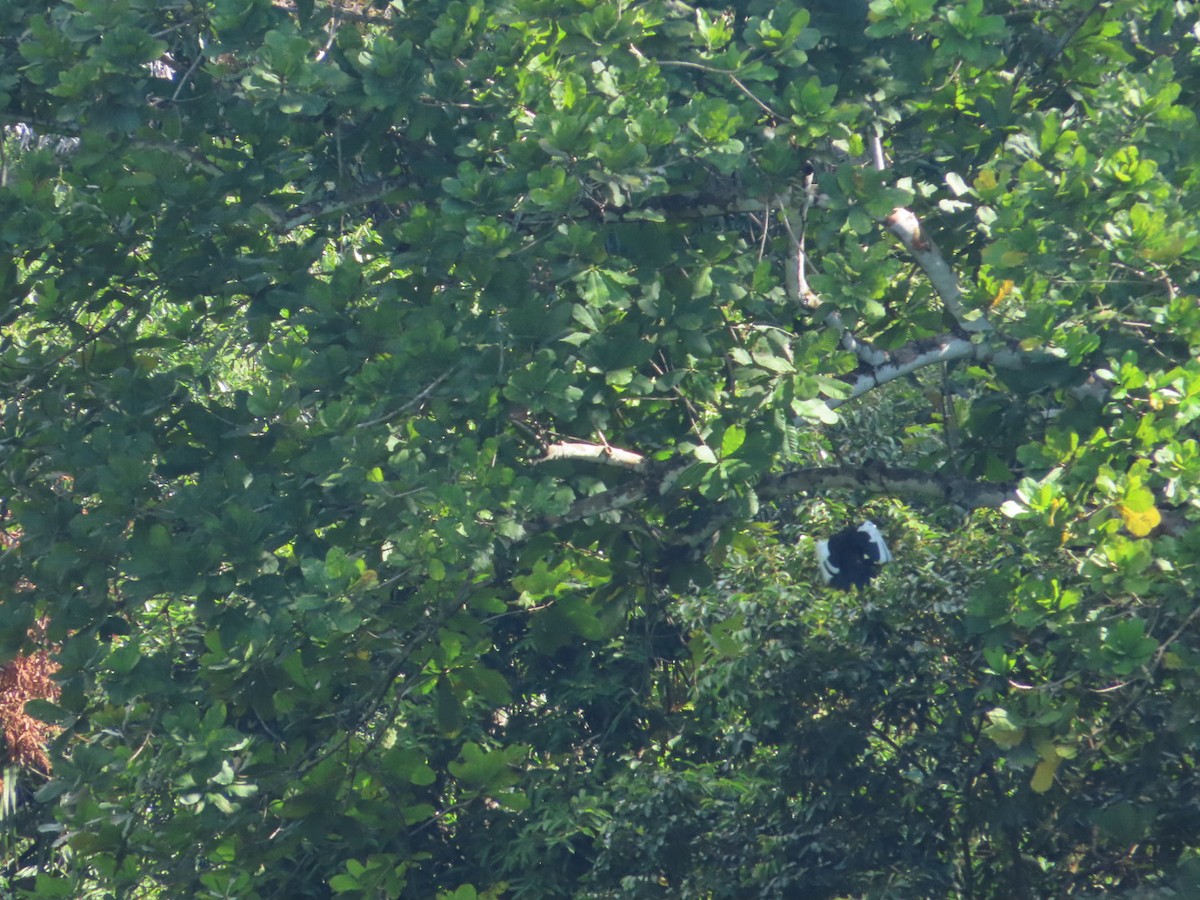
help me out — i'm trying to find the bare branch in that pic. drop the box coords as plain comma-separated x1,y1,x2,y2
534,449,1184,545
169,51,205,103
885,207,991,333
129,137,227,178
643,57,785,120
870,132,887,172
538,441,648,470
833,334,1037,407
1046,0,1107,65
824,307,891,371
357,372,451,428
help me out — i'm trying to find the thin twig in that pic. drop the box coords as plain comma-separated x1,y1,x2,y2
1152,602,1200,670
648,57,785,120
170,51,205,103
356,371,451,428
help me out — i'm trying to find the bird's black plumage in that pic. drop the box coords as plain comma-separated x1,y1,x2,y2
816,521,892,590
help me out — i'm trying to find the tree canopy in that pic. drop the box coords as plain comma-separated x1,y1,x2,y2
2,0,1200,896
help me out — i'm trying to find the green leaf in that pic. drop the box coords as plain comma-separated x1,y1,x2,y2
792,398,839,424
429,558,448,582
983,708,1025,750
720,424,746,458
708,614,746,658
448,742,523,790
29,876,76,898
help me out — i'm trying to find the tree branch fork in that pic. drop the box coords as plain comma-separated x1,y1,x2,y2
524,198,1072,532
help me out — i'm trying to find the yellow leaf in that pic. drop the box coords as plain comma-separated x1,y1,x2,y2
350,569,378,592
1142,235,1189,263
1119,502,1161,537
975,168,998,191
1030,756,1060,793
990,279,1014,308
1033,737,1058,761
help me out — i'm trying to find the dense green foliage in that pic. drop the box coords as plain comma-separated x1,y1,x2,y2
2,0,1200,896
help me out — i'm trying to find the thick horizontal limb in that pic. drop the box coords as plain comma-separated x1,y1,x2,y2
833,334,1039,407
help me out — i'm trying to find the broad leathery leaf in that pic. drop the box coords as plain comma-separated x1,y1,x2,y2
495,790,530,812
792,398,839,425
983,707,1025,750
707,614,746,658
1119,485,1160,536
814,375,852,399
1000,499,1027,518
720,424,746,458
329,873,360,893
1030,756,1060,793
752,351,794,374
429,558,447,581
1119,503,1161,536
448,742,524,789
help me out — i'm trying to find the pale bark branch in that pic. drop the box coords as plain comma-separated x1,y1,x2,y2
538,455,1188,540
823,307,891,370
538,441,648,470
780,191,1039,415
870,132,887,172
833,334,1039,407
885,207,991,333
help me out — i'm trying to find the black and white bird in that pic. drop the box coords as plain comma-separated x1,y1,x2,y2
816,521,892,590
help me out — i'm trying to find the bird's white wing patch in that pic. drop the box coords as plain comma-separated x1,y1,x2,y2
815,539,838,583
857,521,892,564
